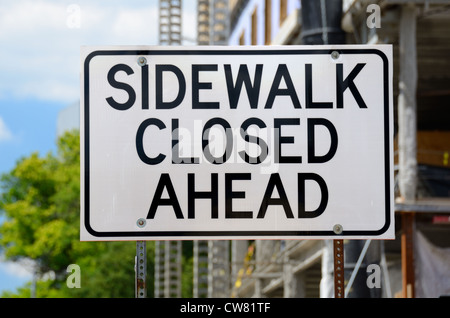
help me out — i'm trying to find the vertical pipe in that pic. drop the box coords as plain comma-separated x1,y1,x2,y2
300,0,345,45
401,213,415,298
136,241,147,298
398,3,418,203
398,2,417,299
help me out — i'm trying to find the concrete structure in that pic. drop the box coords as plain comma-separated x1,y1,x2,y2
224,0,450,298
148,0,450,298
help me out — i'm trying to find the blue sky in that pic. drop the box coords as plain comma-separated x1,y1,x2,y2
0,0,196,295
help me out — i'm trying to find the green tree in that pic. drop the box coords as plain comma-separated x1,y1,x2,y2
0,130,155,297
0,130,198,298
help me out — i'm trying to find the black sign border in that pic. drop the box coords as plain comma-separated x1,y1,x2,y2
83,48,392,239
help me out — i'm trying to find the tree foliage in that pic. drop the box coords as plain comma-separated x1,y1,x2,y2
0,130,158,297
0,130,195,298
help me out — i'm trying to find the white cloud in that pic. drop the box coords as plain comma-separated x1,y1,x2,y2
0,1,77,102
0,117,12,142
111,7,158,40
0,257,33,280
0,0,200,103
0,1,66,32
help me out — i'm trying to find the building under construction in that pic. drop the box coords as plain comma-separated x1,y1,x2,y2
154,0,450,298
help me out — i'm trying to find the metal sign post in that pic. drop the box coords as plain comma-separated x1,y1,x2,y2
135,241,147,298
333,239,344,298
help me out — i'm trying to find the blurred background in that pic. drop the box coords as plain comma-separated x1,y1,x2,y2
0,0,449,298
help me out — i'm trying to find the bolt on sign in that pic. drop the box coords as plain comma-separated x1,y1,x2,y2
80,45,394,241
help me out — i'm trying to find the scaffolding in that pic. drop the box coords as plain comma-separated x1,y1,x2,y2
159,0,182,45
154,241,182,298
197,0,230,45
154,0,184,299
193,241,209,298
208,240,231,297
197,0,210,45
192,0,232,299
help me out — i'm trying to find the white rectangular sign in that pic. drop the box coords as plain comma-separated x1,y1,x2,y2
81,45,394,241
